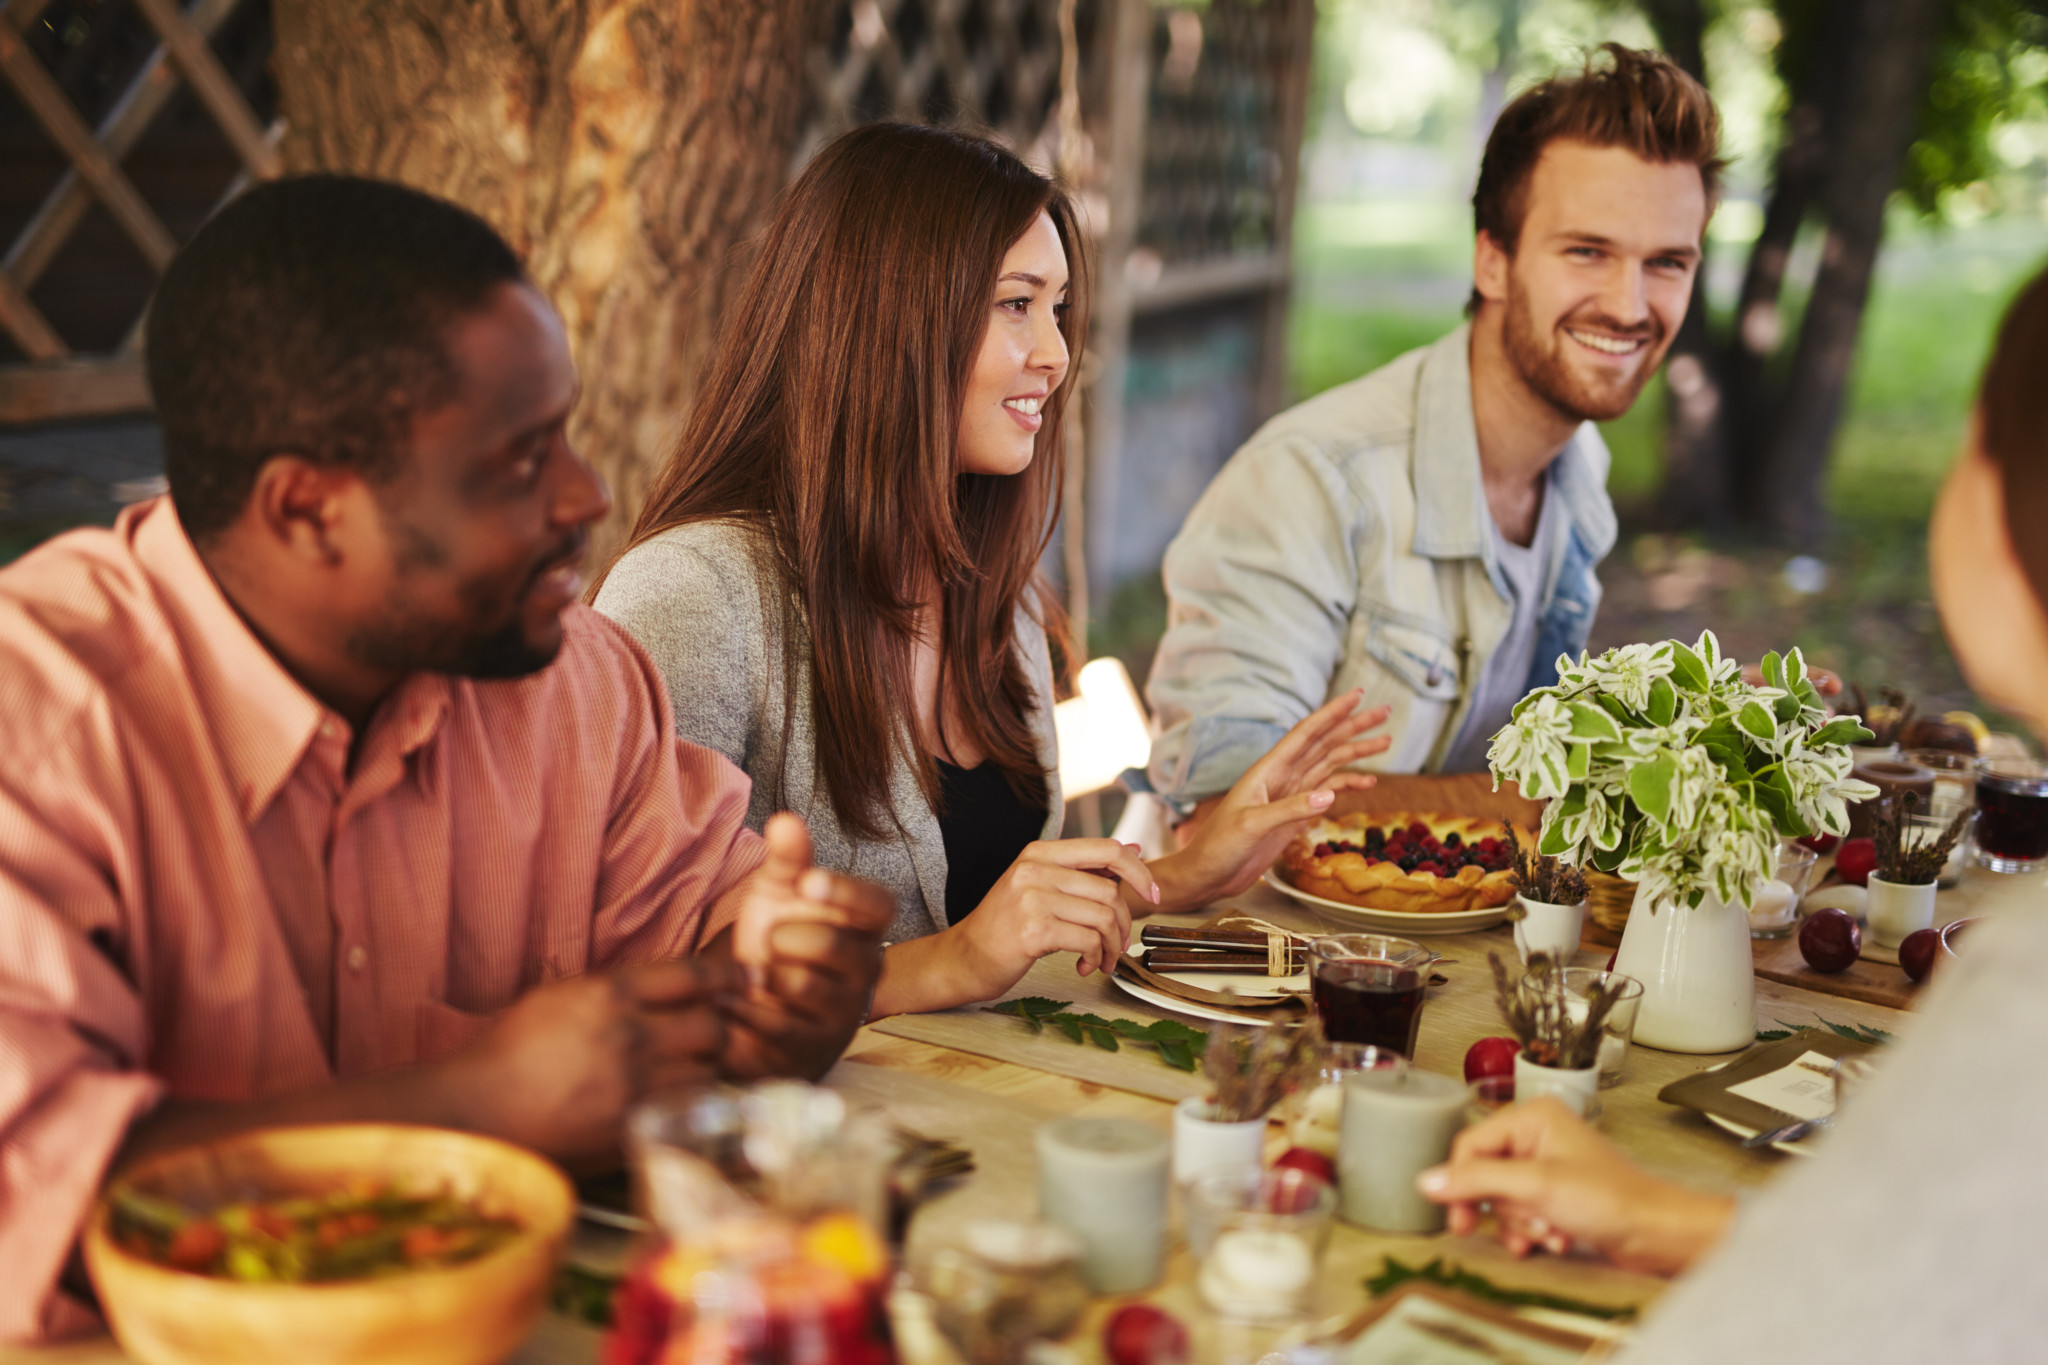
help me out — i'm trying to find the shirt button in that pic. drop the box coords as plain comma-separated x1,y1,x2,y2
346,945,368,972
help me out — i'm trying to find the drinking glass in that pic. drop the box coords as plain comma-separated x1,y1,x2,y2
1186,1167,1336,1321
1908,810,1975,888
1975,755,2048,872
1307,934,1434,1056
1751,842,1817,939
1903,748,1977,821
1514,966,1644,1087
1465,1074,1517,1123
912,1220,1089,1365
614,1083,897,1365
1281,1043,1407,1156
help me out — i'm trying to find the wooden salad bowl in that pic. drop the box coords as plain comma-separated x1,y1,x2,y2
84,1123,574,1365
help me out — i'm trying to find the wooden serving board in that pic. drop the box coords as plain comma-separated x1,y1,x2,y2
1751,933,1919,1010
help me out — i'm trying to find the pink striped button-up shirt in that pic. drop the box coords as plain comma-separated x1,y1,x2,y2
0,498,766,1340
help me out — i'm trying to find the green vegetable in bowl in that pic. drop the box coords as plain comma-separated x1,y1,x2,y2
110,1181,522,1283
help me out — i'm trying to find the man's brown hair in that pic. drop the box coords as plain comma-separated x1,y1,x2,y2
1468,43,1723,312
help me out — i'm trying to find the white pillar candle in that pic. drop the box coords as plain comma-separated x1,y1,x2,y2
1747,878,1798,933
1336,1069,1465,1233
1197,1228,1315,1320
1035,1117,1169,1294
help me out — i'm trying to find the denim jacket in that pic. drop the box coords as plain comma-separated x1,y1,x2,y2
1145,324,1616,807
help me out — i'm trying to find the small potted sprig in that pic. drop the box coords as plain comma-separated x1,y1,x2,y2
1173,1018,1324,1186
1490,952,1625,1117
1867,793,1972,949
1502,825,1590,966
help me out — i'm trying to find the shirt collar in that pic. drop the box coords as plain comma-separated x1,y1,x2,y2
1410,321,1616,563
129,499,328,822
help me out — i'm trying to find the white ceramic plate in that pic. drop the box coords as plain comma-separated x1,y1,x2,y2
1107,946,1306,1028
1259,869,1513,935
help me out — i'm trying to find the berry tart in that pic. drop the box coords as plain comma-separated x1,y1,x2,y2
1276,814,1526,914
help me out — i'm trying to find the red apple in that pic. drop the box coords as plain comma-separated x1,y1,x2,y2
1799,906,1862,973
1463,1036,1520,1082
1797,831,1841,855
1899,928,1940,983
1834,837,1878,887
1105,1305,1189,1365
1271,1146,1336,1188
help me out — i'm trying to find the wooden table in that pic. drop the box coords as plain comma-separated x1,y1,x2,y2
6,769,1960,1365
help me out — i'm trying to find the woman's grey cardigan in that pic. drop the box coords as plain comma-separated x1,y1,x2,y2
593,520,1063,944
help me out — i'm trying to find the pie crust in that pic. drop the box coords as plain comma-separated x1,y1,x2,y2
1276,811,1529,914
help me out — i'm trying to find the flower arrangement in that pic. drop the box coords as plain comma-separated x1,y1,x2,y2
1487,631,1880,913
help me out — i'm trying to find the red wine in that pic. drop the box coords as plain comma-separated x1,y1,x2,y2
1977,767,2048,871
1310,957,1425,1055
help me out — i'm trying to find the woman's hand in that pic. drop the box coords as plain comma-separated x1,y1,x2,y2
955,838,1158,997
1160,690,1391,908
1418,1098,1734,1278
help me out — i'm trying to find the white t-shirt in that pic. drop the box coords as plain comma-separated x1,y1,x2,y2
1439,483,1556,774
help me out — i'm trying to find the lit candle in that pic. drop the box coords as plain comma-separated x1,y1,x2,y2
1198,1228,1314,1320
1747,878,1798,933
1035,1118,1169,1293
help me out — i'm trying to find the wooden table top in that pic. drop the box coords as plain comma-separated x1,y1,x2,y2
12,770,1997,1365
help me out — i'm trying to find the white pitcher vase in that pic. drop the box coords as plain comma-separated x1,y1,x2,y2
1611,891,1755,1054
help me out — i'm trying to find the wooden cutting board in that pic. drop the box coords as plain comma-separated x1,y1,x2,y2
1750,932,1921,1011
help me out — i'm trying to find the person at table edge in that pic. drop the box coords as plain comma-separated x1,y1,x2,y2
0,176,890,1342
1145,44,1718,829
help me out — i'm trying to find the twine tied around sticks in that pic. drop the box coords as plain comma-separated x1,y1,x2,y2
1212,914,1314,976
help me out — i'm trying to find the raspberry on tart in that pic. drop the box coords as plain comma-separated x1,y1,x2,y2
1277,812,1528,914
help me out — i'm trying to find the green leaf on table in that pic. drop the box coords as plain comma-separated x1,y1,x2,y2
1754,1027,1795,1042
1108,1018,1156,1040
1628,750,1678,826
1818,1017,1895,1045
1049,1014,1085,1044
1157,1039,1197,1071
997,997,1072,1019
1365,1257,1638,1322
552,1264,620,1327
1145,1019,1211,1046
1736,700,1778,742
1084,1026,1120,1051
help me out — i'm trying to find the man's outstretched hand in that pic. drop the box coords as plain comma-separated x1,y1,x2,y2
716,813,893,1080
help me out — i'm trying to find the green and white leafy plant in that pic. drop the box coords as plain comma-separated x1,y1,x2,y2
1487,632,1880,913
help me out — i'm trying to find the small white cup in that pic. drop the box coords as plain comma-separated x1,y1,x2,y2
1513,896,1586,966
1513,1052,1599,1118
1866,874,1937,949
1172,1097,1266,1186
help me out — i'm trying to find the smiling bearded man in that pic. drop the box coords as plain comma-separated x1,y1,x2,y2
1146,44,1719,825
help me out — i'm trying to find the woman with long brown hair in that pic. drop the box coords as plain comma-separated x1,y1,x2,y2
593,122,1389,1015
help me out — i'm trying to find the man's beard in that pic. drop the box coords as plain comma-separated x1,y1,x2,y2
345,516,583,681
1502,275,1664,424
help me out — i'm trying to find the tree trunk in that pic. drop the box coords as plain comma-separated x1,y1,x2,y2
1637,0,1728,526
271,0,820,555
1760,0,1946,540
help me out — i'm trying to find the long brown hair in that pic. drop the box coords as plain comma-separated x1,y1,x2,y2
1980,264,2048,607
592,123,1086,840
